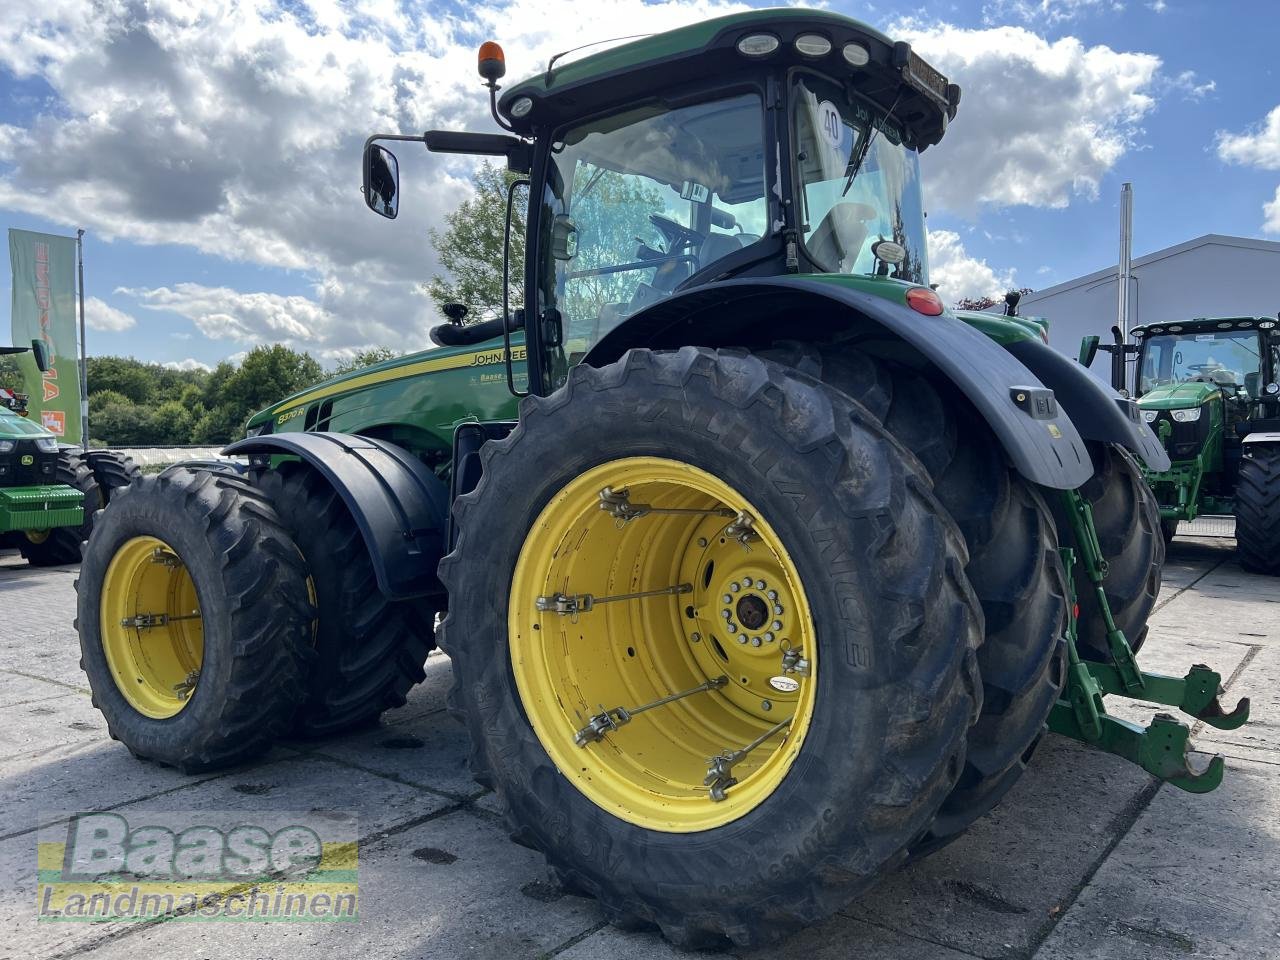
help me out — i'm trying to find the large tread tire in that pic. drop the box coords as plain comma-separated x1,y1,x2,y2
1236,443,1280,575
1051,443,1164,662
441,347,982,948
19,451,99,566
84,450,143,503
258,465,437,736
764,341,1067,855
75,467,315,771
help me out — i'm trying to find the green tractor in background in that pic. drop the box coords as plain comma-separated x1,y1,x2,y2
74,10,1248,947
1082,316,1280,573
0,342,141,566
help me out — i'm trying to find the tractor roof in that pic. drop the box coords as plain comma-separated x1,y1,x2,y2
497,9,960,150
1132,316,1277,337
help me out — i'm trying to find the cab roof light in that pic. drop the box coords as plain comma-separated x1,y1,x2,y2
478,41,506,83
842,42,870,67
794,34,832,57
737,33,779,57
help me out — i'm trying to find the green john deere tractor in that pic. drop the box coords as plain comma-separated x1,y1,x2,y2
1082,316,1280,573
0,342,141,566
75,10,1247,947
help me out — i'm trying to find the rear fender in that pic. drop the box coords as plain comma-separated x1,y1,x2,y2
1005,337,1171,471
224,432,449,600
585,277,1093,490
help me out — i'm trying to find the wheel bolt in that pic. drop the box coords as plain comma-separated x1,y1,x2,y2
773,605,783,616
727,622,737,632
730,583,740,593
722,609,732,619
767,590,778,600
764,632,774,642
722,594,732,604
691,632,701,642
772,620,783,631
742,577,753,588
761,700,773,711
751,637,762,647
697,537,708,548
756,579,766,589
738,635,748,644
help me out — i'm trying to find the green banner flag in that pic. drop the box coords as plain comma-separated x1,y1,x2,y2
9,228,81,444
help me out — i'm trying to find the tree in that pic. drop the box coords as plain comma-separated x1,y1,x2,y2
331,347,401,377
953,288,1035,311
426,161,527,318
192,345,324,444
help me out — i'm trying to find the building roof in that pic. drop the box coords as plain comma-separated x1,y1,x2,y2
1021,234,1280,305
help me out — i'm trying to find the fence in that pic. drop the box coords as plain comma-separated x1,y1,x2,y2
106,446,237,469
1176,516,1236,539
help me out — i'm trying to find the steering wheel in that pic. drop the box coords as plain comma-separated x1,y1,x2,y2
648,214,703,252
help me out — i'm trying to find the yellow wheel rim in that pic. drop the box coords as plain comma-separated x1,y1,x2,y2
509,457,817,832
24,529,51,544
100,536,204,719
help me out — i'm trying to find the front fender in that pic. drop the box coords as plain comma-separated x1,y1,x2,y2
224,432,449,600
1005,337,1171,471
585,277,1093,490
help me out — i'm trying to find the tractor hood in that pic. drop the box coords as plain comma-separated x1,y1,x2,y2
1137,382,1220,411
0,405,54,440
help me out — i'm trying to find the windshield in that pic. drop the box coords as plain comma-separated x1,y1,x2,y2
792,74,928,282
536,92,767,379
1138,329,1263,395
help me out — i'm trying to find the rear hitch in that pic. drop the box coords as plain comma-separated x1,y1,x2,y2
1050,527,1249,794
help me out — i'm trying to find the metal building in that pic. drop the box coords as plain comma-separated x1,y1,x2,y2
1020,233,1280,382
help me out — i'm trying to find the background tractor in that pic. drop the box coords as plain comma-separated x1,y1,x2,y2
75,10,1246,948
1082,316,1280,572
0,341,141,566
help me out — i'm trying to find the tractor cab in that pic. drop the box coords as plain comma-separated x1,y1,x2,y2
362,9,958,394
1121,316,1280,541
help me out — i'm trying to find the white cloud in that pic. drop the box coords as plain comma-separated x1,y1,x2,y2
928,229,1015,303
0,0,749,357
1167,70,1214,102
1148,0,1167,11
982,0,1122,25
1216,106,1280,235
1263,186,1280,235
897,21,1160,215
161,357,212,372
1216,106,1280,170
84,295,136,332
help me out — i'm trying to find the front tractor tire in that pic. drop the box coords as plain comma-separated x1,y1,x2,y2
441,348,982,948
75,468,316,771
1236,442,1280,575
258,465,437,736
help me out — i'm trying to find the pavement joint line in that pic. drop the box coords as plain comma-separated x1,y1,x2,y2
0,668,91,696
0,771,234,843
1023,775,1164,960
1151,556,1226,614
832,911,991,959
8,690,79,708
537,921,610,959
295,746,481,805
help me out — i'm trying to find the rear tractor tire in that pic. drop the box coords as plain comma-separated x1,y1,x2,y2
19,451,99,567
84,449,143,504
1050,443,1164,663
765,341,1067,856
441,347,982,948
75,467,316,771
1236,442,1280,575
258,465,437,736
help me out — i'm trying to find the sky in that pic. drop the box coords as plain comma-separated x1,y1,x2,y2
2,0,1279,371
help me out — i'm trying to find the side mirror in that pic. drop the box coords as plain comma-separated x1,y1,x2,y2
550,215,578,261
30,338,50,373
363,143,400,219
1078,335,1100,368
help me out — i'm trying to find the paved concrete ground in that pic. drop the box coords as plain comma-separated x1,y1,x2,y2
2,536,1278,960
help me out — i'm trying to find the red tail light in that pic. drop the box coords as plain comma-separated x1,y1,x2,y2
905,287,944,316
